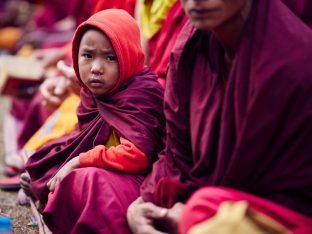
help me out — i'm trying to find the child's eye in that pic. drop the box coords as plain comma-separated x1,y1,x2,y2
106,55,117,61
81,53,92,59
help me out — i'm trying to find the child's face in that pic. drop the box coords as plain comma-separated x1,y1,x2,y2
181,0,249,31
78,29,119,96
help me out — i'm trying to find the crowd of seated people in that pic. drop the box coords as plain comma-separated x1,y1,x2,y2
0,0,311,233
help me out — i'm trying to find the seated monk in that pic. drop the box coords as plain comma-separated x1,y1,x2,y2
127,0,312,233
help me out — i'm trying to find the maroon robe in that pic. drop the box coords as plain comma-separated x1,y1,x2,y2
148,0,188,82
141,0,312,218
180,187,312,234
26,68,164,233
281,0,312,28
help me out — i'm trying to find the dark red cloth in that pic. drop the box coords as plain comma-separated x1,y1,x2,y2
44,168,145,234
180,187,312,234
281,0,312,28
148,0,188,81
141,0,312,218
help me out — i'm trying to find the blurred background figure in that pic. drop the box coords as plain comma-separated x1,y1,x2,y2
0,0,95,179
137,0,187,87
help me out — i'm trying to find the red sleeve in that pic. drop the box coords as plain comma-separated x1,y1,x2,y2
79,137,149,173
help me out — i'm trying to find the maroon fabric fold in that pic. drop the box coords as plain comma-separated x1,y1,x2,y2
44,168,144,234
281,0,312,28
180,187,312,234
141,0,312,217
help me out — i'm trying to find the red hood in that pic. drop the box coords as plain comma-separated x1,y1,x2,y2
72,9,145,93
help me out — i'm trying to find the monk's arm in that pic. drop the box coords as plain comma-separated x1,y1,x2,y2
79,137,149,173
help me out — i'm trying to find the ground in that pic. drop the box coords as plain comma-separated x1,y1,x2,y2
0,96,38,233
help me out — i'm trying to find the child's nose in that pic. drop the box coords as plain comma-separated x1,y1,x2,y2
91,59,104,74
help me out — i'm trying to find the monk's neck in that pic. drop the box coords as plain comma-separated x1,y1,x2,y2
212,1,252,60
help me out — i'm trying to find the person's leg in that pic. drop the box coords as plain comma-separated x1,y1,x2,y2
180,187,312,234
20,172,36,199
43,168,144,234
4,93,52,175
3,107,23,172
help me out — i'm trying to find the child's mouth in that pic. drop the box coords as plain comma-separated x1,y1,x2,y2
89,79,104,87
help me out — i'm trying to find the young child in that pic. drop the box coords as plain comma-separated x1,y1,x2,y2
25,9,165,233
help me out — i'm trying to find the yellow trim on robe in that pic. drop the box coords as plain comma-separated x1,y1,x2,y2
105,130,120,148
24,94,80,151
140,0,176,39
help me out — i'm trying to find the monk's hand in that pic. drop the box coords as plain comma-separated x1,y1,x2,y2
127,197,169,234
40,76,70,108
33,47,65,69
57,60,81,95
47,157,79,192
154,202,185,234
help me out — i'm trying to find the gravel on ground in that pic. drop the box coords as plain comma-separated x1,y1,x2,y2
0,96,39,234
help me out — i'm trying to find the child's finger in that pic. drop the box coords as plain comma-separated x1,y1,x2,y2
47,178,52,187
142,203,168,219
47,177,56,192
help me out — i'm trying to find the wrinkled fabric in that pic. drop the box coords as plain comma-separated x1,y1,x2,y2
141,0,312,218
140,0,177,39
180,187,312,234
44,168,144,234
281,0,312,28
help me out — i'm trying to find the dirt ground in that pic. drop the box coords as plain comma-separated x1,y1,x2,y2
0,96,39,233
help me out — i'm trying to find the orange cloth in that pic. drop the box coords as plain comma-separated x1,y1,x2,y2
79,137,149,174
0,27,22,50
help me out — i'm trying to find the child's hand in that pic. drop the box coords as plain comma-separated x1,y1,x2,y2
47,157,79,192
